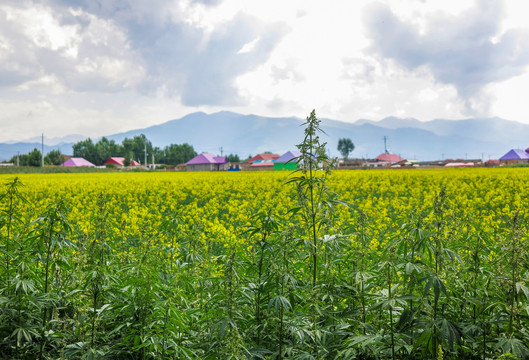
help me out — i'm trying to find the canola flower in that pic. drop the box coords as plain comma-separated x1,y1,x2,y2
3,168,528,254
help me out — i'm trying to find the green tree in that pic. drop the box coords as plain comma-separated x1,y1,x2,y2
226,153,240,162
123,151,133,167
122,134,152,165
72,138,99,165
9,148,42,166
158,143,196,165
44,149,66,165
337,138,355,160
95,137,123,163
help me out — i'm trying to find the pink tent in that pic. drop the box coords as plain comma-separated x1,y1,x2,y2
61,157,95,167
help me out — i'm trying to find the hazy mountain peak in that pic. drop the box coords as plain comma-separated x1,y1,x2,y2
1,112,527,161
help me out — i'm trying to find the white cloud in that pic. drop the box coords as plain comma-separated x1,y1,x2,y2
2,0,529,144
489,70,529,122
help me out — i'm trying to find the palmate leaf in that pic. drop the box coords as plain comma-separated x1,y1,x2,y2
395,309,414,331
12,326,39,347
343,332,384,358
292,352,317,360
496,336,529,358
405,262,423,275
438,318,462,349
444,248,463,264
516,282,529,301
415,330,436,356
423,275,447,304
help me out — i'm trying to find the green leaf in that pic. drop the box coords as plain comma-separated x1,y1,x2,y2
515,282,529,301
496,336,529,358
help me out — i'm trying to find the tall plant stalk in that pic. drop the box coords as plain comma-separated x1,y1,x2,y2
33,200,72,360
0,177,25,290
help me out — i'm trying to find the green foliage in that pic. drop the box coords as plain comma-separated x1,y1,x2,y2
44,149,67,165
95,137,123,164
9,148,42,167
226,153,240,163
122,134,151,164
337,138,355,160
72,138,99,164
123,152,132,167
72,135,195,167
157,143,197,165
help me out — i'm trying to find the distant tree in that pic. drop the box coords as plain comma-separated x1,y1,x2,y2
10,148,42,166
226,153,240,162
122,134,152,165
158,143,197,165
337,138,355,160
27,148,42,167
123,151,133,167
95,137,123,163
72,135,158,165
73,138,99,164
44,149,67,165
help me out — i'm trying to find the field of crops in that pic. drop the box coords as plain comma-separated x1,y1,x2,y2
1,166,529,359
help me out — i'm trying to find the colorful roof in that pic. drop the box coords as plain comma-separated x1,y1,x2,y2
250,160,275,167
247,153,280,163
61,157,95,167
375,152,404,162
186,153,227,165
499,149,529,161
274,151,302,163
104,157,141,166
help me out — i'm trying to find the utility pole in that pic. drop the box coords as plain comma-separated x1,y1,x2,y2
152,153,154,169
220,146,223,157
144,142,147,167
383,136,388,153
41,133,44,167
17,152,19,167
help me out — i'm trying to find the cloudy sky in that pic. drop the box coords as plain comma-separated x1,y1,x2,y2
1,0,529,142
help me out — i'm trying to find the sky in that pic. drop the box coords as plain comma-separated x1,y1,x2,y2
1,0,529,142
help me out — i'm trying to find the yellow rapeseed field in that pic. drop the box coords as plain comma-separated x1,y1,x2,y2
4,167,527,253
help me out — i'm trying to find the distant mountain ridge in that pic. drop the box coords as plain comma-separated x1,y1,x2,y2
1,111,527,161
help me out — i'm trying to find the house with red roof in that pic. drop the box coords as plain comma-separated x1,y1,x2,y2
104,157,141,167
245,153,279,171
247,153,279,163
249,159,275,171
375,152,405,163
186,153,227,171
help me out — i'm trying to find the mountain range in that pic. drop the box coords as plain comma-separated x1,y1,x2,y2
1,111,527,162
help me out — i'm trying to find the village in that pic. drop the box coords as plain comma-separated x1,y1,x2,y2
49,146,529,171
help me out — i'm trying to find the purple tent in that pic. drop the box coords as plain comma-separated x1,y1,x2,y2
499,149,529,161
61,157,96,167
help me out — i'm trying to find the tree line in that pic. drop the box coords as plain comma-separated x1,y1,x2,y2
10,135,198,167
72,134,197,166
10,135,353,167
8,149,67,167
